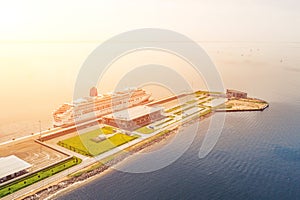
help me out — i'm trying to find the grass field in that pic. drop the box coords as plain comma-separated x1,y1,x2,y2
174,110,183,115
100,126,116,134
58,131,139,156
186,99,197,104
213,103,233,110
165,105,182,113
69,128,173,179
0,157,81,198
135,126,155,134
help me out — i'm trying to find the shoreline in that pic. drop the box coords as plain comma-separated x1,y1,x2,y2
14,97,268,200
21,113,212,200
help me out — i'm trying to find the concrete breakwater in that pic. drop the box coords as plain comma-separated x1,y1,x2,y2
216,104,269,112
22,128,178,200
22,112,212,200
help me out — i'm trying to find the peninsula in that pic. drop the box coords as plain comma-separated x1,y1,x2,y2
0,88,268,200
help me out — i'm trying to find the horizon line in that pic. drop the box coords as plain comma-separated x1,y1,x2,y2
0,40,299,44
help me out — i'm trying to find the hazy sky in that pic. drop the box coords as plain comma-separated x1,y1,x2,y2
0,0,299,126
0,0,299,42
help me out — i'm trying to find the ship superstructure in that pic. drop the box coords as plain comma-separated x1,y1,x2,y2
53,88,152,127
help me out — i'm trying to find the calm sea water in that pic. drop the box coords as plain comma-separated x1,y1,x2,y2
55,102,300,200
54,43,300,200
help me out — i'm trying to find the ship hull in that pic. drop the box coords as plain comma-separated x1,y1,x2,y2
53,94,152,127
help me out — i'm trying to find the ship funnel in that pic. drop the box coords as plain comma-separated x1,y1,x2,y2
90,87,98,97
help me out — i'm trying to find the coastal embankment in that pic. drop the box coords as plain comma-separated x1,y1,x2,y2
21,113,212,200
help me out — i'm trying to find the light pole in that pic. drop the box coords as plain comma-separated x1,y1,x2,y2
38,120,42,154
39,120,42,140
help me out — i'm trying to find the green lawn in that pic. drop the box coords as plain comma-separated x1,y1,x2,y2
213,103,233,110
198,96,208,100
0,157,81,198
174,110,183,115
100,126,116,134
200,109,211,116
135,126,155,134
81,126,116,135
58,132,139,156
165,105,182,113
194,91,209,96
173,105,197,115
186,99,197,104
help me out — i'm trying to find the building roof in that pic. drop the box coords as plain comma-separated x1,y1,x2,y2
104,106,163,121
0,155,32,179
226,89,247,94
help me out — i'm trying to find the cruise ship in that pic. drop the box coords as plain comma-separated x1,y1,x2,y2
53,88,153,127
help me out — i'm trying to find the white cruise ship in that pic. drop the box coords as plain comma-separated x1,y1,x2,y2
53,88,152,127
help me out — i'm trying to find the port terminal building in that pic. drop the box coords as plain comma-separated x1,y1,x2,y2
103,106,165,131
0,155,32,183
226,89,247,99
